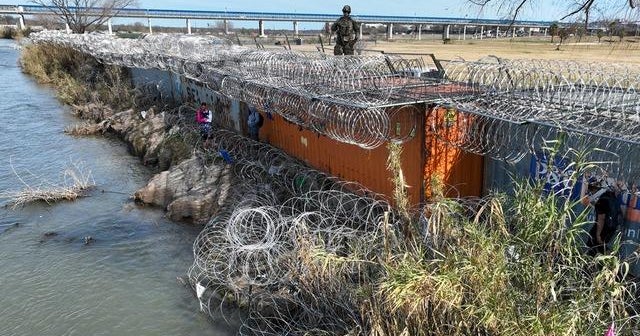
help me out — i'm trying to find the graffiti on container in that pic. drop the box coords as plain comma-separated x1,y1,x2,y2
530,153,582,199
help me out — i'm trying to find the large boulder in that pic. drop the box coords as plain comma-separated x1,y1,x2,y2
134,156,235,224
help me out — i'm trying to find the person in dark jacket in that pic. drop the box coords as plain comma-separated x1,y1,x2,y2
586,180,621,256
247,107,262,141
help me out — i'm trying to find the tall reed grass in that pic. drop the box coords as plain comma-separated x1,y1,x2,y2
368,147,639,335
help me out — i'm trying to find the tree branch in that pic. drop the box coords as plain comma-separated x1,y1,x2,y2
559,0,596,21
31,0,137,33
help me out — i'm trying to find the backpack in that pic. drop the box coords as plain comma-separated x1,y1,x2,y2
257,113,264,128
337,18,355,40
601,191,622,230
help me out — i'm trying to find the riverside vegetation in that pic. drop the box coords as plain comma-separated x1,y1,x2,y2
20,42,232,222
19,42,640,335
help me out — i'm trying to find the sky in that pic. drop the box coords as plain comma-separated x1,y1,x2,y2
6,0,638,29
4,0,569,20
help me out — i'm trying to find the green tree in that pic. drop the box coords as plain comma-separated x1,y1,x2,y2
608,20,619,41
618,26,625,41
574,24,585,42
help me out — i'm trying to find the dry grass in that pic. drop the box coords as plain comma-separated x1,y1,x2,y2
368,148,640,335
20,43,136,110
0,160,95,209
64,121,105,136
291,35,640,64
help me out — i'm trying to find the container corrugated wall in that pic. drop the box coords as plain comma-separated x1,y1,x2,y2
258,107,425,206
424,106,484,198
165,73,485,204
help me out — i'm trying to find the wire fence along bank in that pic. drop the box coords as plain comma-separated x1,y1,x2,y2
28,31,640,177
29,31,434,149
438,56,640,179
184,127,405,334
22,32,640,334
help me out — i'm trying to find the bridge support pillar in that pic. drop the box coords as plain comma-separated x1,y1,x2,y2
512,27,516,38
224,19,229,34
463,25,467,40
107,18,113,35
293,21,298,37
495,26,500,38
148,17,152,34
65,23,71,34
480,25,484,39
529,27,533,37
259,20,266,37
443,24,450,40
18,15,25,31
417,24,422,40
359,23,363,40
186,18,192,34
386,23,393,39
544,27,548,36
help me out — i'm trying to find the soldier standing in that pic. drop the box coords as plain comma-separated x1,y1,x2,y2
331,5,360,55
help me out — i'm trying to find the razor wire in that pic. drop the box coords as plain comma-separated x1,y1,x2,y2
428,104,640,181
435,56,640,180
442,56,640,140
178,125,399,335
27,32,640,168
28,31,430,149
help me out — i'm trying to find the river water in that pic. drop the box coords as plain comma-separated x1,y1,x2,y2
0,39,233,335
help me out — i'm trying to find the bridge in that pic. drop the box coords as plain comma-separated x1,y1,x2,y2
0,4,554,39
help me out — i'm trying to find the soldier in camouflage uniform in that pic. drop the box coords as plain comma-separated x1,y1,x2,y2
331,5,360,55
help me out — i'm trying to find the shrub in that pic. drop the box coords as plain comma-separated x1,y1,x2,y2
0,160,95,209
1,27,15,39
20,43,135,110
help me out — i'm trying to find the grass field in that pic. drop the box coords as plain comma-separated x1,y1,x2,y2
284,35,640,64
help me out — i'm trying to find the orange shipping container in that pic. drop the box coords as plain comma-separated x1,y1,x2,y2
256,103,483,206
424,106,484,198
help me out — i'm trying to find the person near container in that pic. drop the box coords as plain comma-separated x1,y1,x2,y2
331,5,360,55
247,107,263,141
196,102,212,140
586,179,622,256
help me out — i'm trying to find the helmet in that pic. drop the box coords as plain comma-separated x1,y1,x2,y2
342,5,351,13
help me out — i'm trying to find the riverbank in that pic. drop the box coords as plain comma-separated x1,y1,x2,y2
19,39,640,336
20,42,240,224
0,39,229,336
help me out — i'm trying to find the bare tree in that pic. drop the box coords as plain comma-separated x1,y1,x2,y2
556,27,570,50
549,22,559,42
469,0,639,27
33,13,62,29
31,0,138,33
213,20,233,32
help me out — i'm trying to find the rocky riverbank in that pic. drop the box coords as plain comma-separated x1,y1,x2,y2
70,103,236,224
